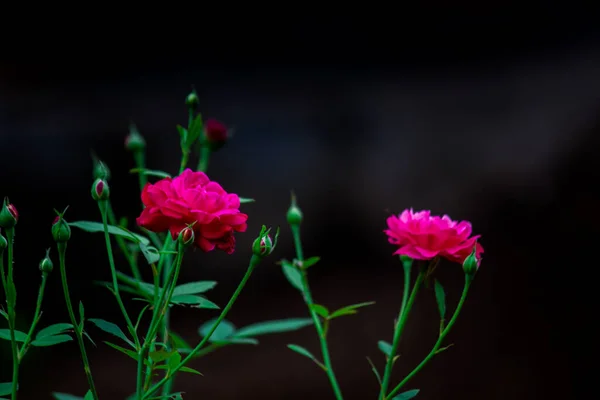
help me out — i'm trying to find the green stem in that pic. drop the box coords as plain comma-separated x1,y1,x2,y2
179,152,190,174
133,150,148,193
196,145,211,172
98,201,140,349
107,202,142,281
291,225,343,400
379,266,425,400
143,254,262,399
136,347,148,400
57,242,99,400
18,273,48,358
386,275,473,399
5,229,19,400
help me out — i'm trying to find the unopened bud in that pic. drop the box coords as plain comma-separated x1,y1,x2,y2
178,227,195,246
185,92,199,109
93,160,111,180
204,119,229,150
462,245,480,277
52,215,71,243
125,125,146,152
286,195,303,226
39,249,54,274
0,198,18,229
252,225,279,257
91,179,110,201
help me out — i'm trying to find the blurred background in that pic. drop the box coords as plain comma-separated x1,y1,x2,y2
1,11,599,400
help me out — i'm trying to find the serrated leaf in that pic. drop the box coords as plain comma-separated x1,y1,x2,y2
170,295,219,309
392,389,420,399
69,221,150,245
88,318,135,348
378,340,392,357
0,383,13,396
149,350,173,363
0,329,27,342
198,319,236,342
302,256,321,268
281,261,303,291
130,168,172,179
234,318,313,337
31,334,73,347
287,344,325,370
309,304,329,318
329,301,376,319
172,281,217,296
434,279,446,321
52,393,84,400
36,323,73,339
239,197,255,203
167,351,181,371
104,341,138,360
139,243,160,264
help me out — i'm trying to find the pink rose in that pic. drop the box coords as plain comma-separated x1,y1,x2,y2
136,169,248,254
384,209,484,265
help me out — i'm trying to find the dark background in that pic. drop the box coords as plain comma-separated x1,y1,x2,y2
1,13,599,399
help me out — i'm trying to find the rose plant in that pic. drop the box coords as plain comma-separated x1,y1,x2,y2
0,90,484,400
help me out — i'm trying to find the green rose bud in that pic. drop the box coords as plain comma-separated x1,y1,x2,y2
0,198,18,229
286,193,303,226
39,249,54,274
91,179,110,201
52,215,71,243
462,245,480,277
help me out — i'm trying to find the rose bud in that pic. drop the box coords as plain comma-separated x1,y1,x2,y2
204,119,229,150
52,215,72,243
39,249,54,274
125,124,146,152
185,91,199,109
0,198,18,229
286,194,303,226
462,245,480,277
178,226,195,247
252,226,279,257
91,179,110,201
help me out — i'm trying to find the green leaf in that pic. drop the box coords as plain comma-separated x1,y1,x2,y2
139,243,160,264
88,318,135,348
0,329,28,342
281,261,303,291
148,392,184,400
69,221,150,245
177,125,188,149
0,309,8,321
31,334,73,347
154,364,203,375
235,318,313,337
392,389,420,399
52,393,84,400
214,337,258,345
129,168,172,179
104,341,138,360
198,319,236,342
36,323,73,339
378,340,392,357
287,344,325,370
0,383,13,396
434,279,446,321
83,390,94,400
167,351,182,371
169,332,191,350
149,350,173,363
329,301,376,319
170,295,219,309
172,281,217,296
185,114,204,148
78,301,85,326
309,304,329,318
239,197,255,204
302,256,321,268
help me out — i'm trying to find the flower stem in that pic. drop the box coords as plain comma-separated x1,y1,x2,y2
107,201,142,281
143,254,261,399
18,273,48,358
5,228,19,400
133,150,148,193
290,225,344,400
196,145,211,173
57,242,99,400
179,152,190,174
98,201,140,349
385,275,473,400
379,263,425,400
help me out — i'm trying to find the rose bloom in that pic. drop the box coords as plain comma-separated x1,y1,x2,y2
384,209,484,264
136,169,248,254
